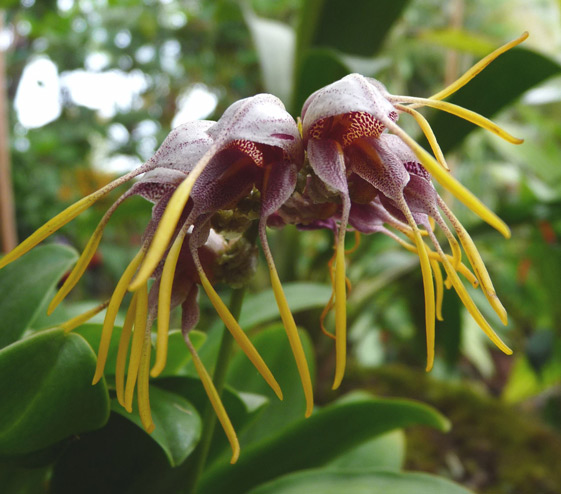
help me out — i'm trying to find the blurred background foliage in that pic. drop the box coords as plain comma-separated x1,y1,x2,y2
1,0,561,493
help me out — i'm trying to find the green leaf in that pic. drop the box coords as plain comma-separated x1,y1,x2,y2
427,47,561,153
111,386,201,466
245,10,295,105
226,324,316,447
247,470,473,494
50,412,172,494
309,0,410,57
0,244,78,348
199,396,449,494
0,328,110,456
324,430,405,471
239,282,332,329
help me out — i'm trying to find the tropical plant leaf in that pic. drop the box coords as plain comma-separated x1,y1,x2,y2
0,244,77,348
199,396,449,494
247,469,474,494
0,328,109,456
111,386,201,466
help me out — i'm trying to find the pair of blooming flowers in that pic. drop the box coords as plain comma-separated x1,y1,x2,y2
0,33,527,462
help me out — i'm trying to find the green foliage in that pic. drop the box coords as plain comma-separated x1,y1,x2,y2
199,395,449,494
247,470,473,494
0,328,109,457
0,244,77,348
111,387,201,466
3,0,561,493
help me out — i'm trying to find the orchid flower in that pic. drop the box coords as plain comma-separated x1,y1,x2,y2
0,97,310,462
126,94,314,418
301,32,527,386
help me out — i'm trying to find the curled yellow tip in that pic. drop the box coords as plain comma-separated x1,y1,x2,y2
332,239,347,390
138,327,155,433
116,294,137,407
124,282,149,413
151,228,187,378
92,249,146,385
186,336,240,464
198,264,283,401
386,122,511,238
59,300,109,333
431,259,444,322
430,32,529,101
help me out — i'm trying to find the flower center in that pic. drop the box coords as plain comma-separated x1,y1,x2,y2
308,111,387,147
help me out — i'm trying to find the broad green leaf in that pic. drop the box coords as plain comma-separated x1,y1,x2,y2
226,324,316,447
245,10,295,105
239,282,332,329
199,396,449,494
51,412,172,494
247,470,473,494
111,386,201,466
0,244,77,348
0,328,110,456
324,430,405,471
307,0,410,57
427,47,561,153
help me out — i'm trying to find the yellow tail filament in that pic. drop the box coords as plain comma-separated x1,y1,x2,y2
194,251,283,401
430,32,529,101
394,96,523,144
59,300,109,333
395,104,450,171
138,325,155,433
186,335,240,464
384,119,511,239
116,294,138,407
390,227,479,288
430,259,444,322
129,142,223,292
0,163,155,270
125,281,149,413
93,249,146,384
151,226,189,377
261,225,313,416
428,230,512,354
49,193,131,314
439,198,508,325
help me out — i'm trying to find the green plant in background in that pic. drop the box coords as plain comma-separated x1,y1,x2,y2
2,1,561,494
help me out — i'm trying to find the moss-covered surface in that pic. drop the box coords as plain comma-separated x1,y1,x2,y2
345,365,561,494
